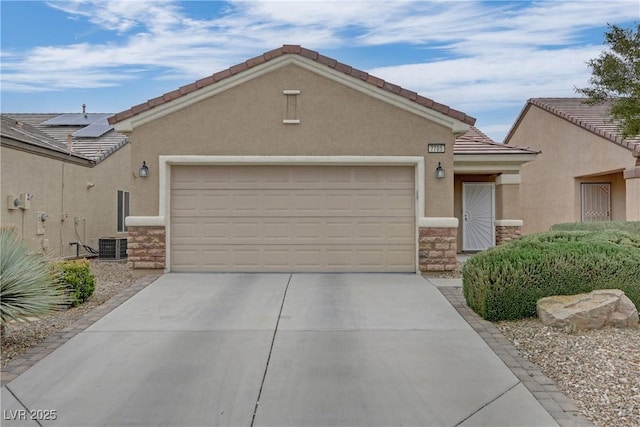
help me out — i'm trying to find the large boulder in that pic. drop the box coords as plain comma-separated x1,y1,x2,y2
537,289,639,330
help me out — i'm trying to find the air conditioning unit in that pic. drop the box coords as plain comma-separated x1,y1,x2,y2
98,237,127,260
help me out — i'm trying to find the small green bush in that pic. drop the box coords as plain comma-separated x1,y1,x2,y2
551,221,640,233
52,259,96,307
462,230,640,321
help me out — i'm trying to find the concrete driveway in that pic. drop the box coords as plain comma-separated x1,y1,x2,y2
1,274,557,426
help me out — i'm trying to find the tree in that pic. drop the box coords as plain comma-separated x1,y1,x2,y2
576,24,640,138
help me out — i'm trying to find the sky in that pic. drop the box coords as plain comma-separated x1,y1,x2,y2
1,1,638,142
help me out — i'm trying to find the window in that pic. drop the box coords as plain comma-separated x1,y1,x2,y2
580,183,611,222
117,190,130,232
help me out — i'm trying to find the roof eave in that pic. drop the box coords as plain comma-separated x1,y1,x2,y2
1,136,96,166
454,152,538,173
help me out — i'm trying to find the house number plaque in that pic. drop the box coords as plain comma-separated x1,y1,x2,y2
428,143,445,153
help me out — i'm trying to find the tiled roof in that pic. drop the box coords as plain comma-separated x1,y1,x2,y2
1,115,73,154
509,98,640,154
455,126,538,155
109,44,476,127
2,113,128,163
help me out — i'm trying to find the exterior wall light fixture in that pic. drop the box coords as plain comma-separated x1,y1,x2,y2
139,161,149,178
435,162,445,179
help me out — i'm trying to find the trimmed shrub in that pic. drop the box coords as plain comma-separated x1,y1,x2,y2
0,228,70,327
551,221,640,233
52,259,96,307
462,230,640,321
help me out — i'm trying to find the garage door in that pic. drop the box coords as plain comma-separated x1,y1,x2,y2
170,165,416,272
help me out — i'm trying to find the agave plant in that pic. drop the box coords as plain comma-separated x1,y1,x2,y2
0,228,70,329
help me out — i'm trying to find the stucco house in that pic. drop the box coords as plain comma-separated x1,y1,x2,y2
1,112,130,258
504,98,640,234
108,45,537,274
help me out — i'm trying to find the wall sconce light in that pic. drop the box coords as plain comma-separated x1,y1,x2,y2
139,161,149,178
435,162,445,179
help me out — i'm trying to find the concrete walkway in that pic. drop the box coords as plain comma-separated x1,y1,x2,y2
2,273,561,426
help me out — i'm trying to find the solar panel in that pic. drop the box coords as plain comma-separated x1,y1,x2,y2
73,120,113,138
41,113,112,126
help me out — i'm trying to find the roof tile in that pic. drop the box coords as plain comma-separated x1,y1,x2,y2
349,68,369,81
299,47,318,60
334,62,352,74
195,75,215,88
246,54,266,68
212,69,232,82
179,82,198,95
448,110,467,123
383,81,401,94
399,88,418,101
316,54,337,68
113,110,133,123
455,126,539,155
147,96,166,107
431,102,450,115
131,103,150,115
282,44,301,53
263,48,284,61
229,62,248,75
162,89,181,102
366,74,384,87
415,96,434,108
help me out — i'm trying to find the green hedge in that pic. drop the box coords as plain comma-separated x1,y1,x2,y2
551,221,640,233
462,230,640,321
52,259,96,307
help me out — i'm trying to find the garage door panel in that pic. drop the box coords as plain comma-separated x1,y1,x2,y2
172,216,414,245
172,165,415,190
357,247,416,268
172,189,415,217
171,244,415,272
170,165,415,272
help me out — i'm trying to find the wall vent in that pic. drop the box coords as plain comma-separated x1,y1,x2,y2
98,237,127,260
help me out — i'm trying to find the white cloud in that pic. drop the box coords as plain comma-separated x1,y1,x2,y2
2,0,638,118
46,0,181,33
369,46,605,112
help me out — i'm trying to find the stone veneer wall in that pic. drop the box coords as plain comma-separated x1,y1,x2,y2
495,225,522,245
127,225,463,272
419,227,458,272
127,226,166,269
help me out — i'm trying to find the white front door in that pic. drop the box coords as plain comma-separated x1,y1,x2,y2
462,183,495,251
581,183,611,221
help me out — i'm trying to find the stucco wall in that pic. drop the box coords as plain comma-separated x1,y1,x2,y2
495,183,520,220
127,63,456,219
511,105,637,233
1,144,131,257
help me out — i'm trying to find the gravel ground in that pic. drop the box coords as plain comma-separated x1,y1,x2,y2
497,318,640,427
1,259,134,368
2,259,638,427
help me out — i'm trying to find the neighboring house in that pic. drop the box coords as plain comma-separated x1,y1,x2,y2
505,98,640,234
108,45,537,274
1,112,130,258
